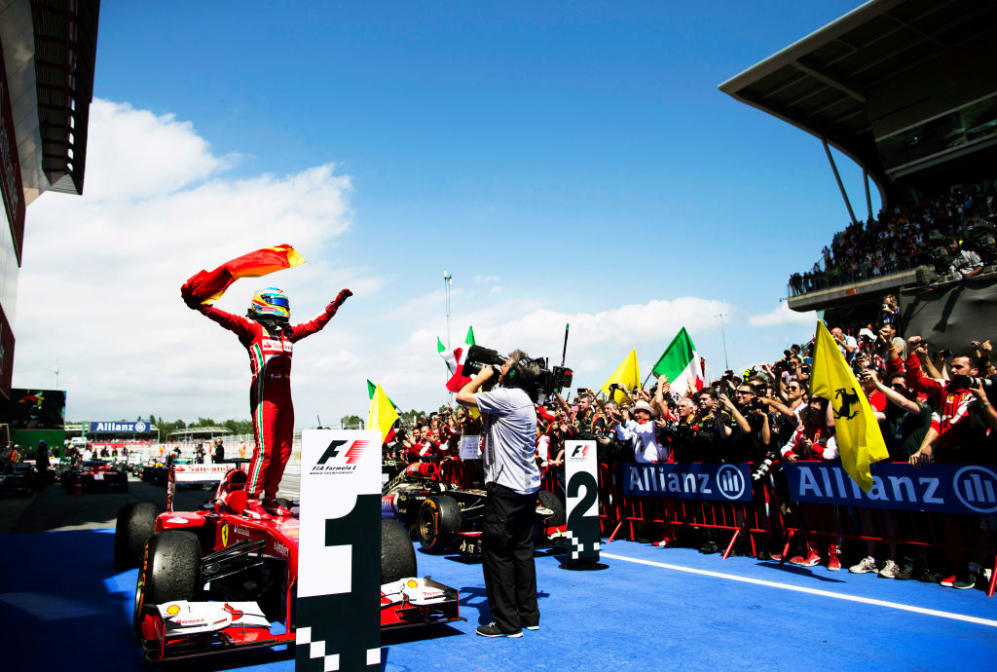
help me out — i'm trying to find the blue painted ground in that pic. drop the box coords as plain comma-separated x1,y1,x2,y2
2,528,996,671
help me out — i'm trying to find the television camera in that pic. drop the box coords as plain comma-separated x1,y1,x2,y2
461,344,573,402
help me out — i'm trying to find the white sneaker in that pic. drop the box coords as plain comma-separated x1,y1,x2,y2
879,559,899,579
849,556,878,574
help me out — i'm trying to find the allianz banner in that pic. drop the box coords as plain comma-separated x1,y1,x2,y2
622,462,752,502
785,462,997,515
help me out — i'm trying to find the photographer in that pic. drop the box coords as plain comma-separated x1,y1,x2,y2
456,349,541,638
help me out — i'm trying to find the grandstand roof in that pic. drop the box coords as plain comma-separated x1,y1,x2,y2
167,426,233,440
718,0,997,195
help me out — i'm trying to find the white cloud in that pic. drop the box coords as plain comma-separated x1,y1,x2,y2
13,99,382,423
366,294,732,407
748,302,817,328
12,98,737,426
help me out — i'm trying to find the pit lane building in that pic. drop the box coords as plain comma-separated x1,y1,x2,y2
0,0,100,399
720,0,997,342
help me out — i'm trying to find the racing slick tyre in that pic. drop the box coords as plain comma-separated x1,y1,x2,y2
417,494,462,554
537,489,565,526
536,489,566,546
144,531,201,607
381,519,417,583
114,502,160,569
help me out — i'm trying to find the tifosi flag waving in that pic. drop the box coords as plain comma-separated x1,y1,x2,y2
601,349,640,404
444,326,477,392
811,320,888,492
652,327,704,397
181,244,305,305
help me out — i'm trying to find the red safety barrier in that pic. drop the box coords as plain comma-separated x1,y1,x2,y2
596,458,997,596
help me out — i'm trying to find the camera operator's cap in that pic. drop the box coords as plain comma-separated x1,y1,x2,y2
632,400,656,417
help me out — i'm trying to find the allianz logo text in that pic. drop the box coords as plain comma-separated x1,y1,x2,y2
625,464,748,501
793,464,997,514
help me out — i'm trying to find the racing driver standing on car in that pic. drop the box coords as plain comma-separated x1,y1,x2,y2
186,286,352,517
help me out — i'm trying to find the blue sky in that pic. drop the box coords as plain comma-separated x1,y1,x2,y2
15,1,881,423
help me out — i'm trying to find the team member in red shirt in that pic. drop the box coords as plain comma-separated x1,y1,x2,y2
188,286,352,516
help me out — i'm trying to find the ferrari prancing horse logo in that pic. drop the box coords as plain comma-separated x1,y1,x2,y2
221,524,229,547
833,387,860,420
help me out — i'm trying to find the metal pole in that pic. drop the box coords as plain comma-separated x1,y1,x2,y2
863,168,873,222
822,138,858,227
444,271,453,405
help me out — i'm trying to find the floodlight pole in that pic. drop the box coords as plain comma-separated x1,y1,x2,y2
717,309,730,372
444,271,453,403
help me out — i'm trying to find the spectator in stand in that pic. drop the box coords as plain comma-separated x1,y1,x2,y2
949,237,984,278
830,327,858,361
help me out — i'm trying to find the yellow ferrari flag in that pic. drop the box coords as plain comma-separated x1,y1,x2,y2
601,349,641,404
810,321,888,492
367,384,399,443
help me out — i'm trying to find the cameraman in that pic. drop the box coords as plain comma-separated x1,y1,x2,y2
456,349,541,638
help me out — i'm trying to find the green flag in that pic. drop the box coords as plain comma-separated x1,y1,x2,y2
366,379,398,409
651,327,704,394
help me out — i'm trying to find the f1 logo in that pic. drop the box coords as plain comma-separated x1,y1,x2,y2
317,440,349,465
570,445,589,458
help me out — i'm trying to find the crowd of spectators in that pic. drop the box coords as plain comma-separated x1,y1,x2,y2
384,301,997,593
789,180,997,295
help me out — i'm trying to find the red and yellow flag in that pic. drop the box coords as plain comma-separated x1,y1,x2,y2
181,244,305,305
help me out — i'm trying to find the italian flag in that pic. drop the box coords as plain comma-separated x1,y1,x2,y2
445,326,476,392
651,327,704,397
437,337,457,375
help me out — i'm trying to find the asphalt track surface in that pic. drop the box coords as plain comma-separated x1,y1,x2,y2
3,479,997,671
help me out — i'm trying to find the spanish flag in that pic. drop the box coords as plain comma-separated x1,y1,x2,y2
367,383,399,444
181,244,305,305
810,321,888,492
601,349,641,404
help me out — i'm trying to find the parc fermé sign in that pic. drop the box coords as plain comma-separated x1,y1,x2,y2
623,462,753,502
564,440,600,563
297,430,381,672
784,462,997,515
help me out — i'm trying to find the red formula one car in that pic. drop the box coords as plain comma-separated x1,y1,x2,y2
115,461,460,664
63,460,129,493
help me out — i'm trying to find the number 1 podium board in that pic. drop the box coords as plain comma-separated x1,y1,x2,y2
297,430,381,672
562,440,602,567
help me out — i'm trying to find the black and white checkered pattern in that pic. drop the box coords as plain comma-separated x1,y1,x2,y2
564,530,601,560
296,626,380,671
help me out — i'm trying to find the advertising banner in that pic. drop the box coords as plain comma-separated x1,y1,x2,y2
297,430,381,672
784,462,997,515
173,463,233,484
622,462,752,502
564,440,600,563
1,389,65,429
88,420,153,434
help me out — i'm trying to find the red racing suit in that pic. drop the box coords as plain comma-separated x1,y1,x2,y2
194,292,350,499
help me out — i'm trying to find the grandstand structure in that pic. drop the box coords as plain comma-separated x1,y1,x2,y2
0,1,100,399
720,0,997,340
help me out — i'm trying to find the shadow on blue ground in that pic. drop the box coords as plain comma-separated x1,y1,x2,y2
5,529,997,672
